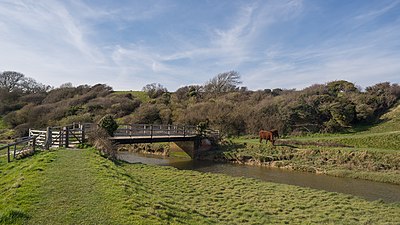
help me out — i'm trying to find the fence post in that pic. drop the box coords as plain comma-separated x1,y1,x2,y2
150,125,153,139
59,129,63,148
13,144,16,159
7,146,10,163
168,124,171,136
33,137,36,152
80,123,85,143
46,127,52,150
183,125,186,137
65,126,69,148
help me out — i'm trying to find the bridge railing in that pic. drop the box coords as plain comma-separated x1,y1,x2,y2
114,124,198,138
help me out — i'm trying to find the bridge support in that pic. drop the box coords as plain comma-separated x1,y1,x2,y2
170,138,214,159
170,139,201,159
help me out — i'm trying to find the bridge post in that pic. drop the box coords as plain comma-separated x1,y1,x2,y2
183,125,186,137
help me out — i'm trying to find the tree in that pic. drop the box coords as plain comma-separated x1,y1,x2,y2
19,77,52,93
0,71,25,92
175,85,203,102
204,71,242,93
142,83,168,99
326,80,358,96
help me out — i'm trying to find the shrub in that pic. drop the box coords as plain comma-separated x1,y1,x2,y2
98,115,118,136
87,127,117,160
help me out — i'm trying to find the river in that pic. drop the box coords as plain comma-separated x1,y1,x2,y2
118,151,400,203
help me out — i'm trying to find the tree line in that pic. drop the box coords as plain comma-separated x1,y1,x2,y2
0,70,399,137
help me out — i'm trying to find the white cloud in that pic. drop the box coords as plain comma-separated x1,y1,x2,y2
0,0,398,91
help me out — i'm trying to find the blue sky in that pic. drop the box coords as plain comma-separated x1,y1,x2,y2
0,0,399,91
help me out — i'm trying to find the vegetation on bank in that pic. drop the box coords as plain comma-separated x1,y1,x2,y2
202,142,400,184
0,149,399,224
192,104,398,184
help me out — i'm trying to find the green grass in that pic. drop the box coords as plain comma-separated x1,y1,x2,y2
284,131,400,150
359,103,400,133
1,149,400,224
113,91,150,103
0,151,57,224
282,104,400,150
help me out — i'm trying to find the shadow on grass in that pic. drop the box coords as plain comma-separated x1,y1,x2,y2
0,208,30,224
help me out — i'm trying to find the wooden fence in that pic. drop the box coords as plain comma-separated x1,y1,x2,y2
29,123,92,149
0,136,37,162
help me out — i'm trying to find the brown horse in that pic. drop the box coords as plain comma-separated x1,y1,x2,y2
259,130,275,145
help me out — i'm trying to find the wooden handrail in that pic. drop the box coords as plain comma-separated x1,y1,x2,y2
1,136,37,162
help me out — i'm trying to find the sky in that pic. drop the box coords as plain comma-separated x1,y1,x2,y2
0,0,399,91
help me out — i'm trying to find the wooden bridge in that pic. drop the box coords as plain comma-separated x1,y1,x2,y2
25,123,218,159
111,124,198,144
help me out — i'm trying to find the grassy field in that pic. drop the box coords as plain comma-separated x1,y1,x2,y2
113,90,150,103
1,149,399,224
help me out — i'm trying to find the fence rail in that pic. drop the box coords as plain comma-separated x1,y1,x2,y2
0,136,37,162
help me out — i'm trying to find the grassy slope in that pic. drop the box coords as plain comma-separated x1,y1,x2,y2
285,104,400,150
1,149,400,224
113,91,150,103
0,151,56,224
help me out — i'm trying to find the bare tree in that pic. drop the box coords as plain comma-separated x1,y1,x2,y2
0,71,25,92
204,71,242,93
142,83,168,99
19,77,52,93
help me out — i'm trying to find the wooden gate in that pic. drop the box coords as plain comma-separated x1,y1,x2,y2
29,123,91,149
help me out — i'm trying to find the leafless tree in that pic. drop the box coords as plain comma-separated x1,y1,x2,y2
0,71,25,92
204,71,242,93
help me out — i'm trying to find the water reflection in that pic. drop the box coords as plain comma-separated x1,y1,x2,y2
118,151,400,203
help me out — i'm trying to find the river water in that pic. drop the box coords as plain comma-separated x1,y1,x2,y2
118,151,400,203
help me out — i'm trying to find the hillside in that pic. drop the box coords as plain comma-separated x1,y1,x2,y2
0,79,399,140
285,103,400,150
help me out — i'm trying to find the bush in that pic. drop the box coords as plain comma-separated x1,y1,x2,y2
87,127,117,160
98,115,118,136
